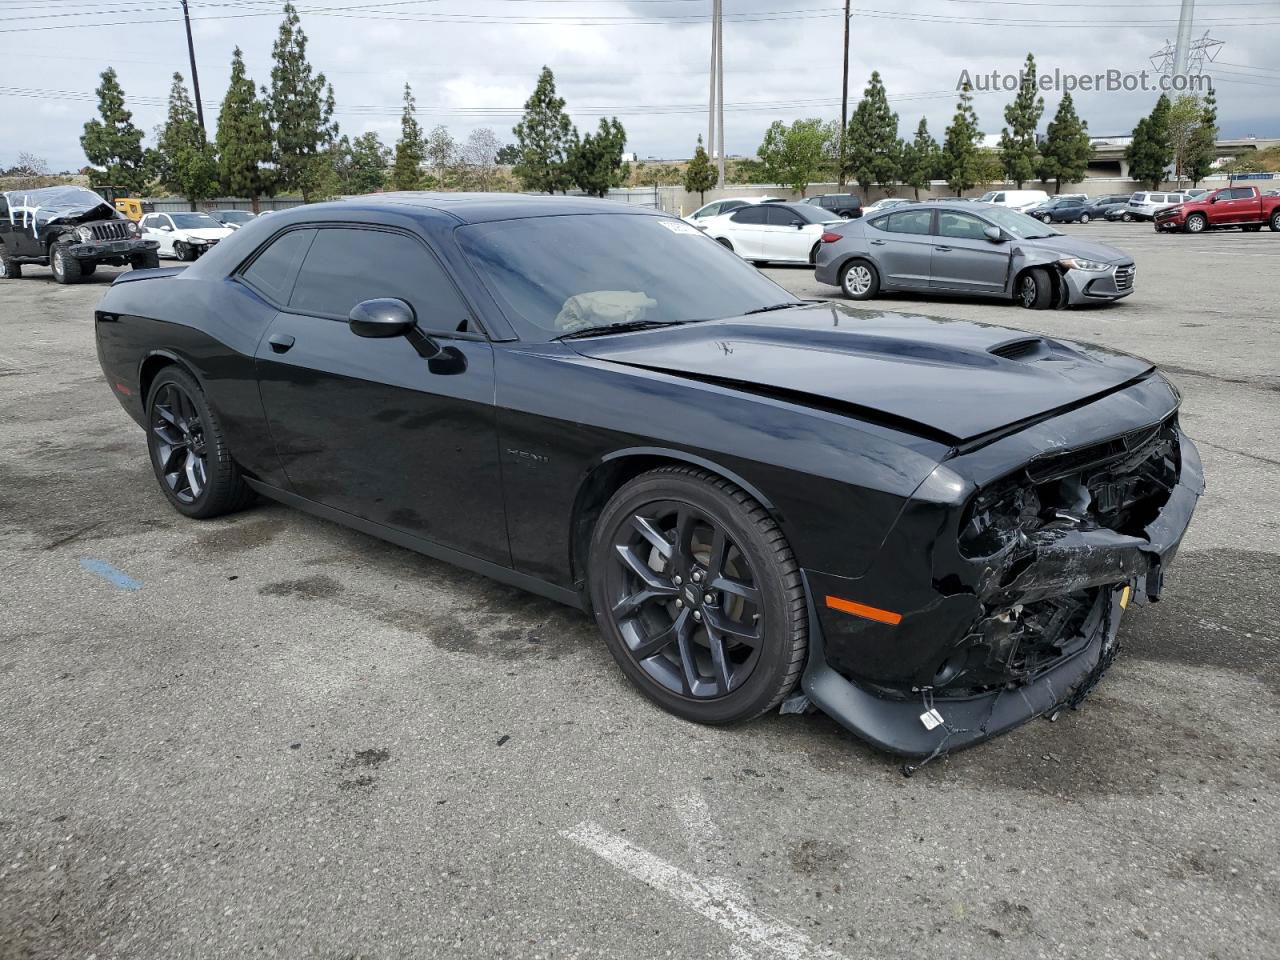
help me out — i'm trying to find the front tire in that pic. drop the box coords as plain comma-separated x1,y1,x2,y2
174,241,196,262
840,258,880,300
1080,213,1090,224
588,467,807,725
0,248,21,279
145,366,254,519
49,244,82,284
1017,267,1053,309
1185,213,1207,233
1121,212,1133,222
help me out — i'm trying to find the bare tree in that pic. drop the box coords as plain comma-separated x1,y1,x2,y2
462,127,501,191
424,125,457,187
14,152,50,176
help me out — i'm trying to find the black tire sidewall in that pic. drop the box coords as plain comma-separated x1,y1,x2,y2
588,470,803,725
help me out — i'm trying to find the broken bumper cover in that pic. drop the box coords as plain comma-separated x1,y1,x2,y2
68,238,158,260
1060,262,1135,304
800,434,1203,760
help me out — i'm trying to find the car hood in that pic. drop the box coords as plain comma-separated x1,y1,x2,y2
1017,234,1131,264
568,302,1156,443
179,227,233,240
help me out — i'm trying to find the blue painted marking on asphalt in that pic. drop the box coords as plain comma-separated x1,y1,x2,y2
79,557,142,591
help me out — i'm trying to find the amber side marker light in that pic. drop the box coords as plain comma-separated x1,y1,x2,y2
1119,585,1132,610
824,595,903,625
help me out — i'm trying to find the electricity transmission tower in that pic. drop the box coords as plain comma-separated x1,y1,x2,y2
1149,0,1223,78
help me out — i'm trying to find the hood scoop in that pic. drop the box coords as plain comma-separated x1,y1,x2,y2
989,336,1047,361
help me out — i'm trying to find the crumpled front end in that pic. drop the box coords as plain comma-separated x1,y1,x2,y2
801,378,1203,760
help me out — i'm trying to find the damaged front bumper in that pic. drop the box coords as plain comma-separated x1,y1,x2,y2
68,238,158,261
800,427,1203,761
1059,261,1136,304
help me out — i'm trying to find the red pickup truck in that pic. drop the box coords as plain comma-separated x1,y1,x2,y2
1154,185,1280,233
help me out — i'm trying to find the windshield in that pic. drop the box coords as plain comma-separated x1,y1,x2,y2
979,191,998,202
217,210,254,223
457,213,798,340
170,213,222,229
979,206,1060,239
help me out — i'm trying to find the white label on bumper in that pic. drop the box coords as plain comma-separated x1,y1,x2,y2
920,708,945,731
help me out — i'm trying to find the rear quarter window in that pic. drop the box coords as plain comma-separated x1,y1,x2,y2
240,228,316,305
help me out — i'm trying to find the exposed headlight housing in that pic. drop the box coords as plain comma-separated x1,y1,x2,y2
75,225,94,242
1058,257,1110,272
187,237,208,245
126,220,140,236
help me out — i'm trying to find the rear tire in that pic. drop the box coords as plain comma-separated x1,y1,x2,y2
0,248,20,279
145,366,255,519
840,258,879,300
588,466,807,725
49,244,83,284
1017,268,1053,309
130,250,160,270
1271,211,1280,232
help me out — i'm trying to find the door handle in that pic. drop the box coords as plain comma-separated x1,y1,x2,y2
870,239,886,245
268,333,295,354
936,245,952,252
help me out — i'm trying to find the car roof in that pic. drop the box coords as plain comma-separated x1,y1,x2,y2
329,191,669,225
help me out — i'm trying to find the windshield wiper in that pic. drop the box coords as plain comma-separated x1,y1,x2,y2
555,319,687,340
742,302,801,315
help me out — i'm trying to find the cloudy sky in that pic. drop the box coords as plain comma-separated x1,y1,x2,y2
2,0,1278,173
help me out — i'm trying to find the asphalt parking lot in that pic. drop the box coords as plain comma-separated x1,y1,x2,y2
2,220,1277,960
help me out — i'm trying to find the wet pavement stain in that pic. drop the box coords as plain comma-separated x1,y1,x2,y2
194,516,286,557
258,575,344,600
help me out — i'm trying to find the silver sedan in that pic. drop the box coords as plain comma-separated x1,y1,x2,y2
813,202,1136,309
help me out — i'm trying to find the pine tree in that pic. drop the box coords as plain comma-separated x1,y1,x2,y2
512,66,574,193
1037,92,1091,194
266,2,337,200
998,53,1044,188
80,67,151,193
684,135,717,203
900,118,940,200
392,82,425,190
1125,94,1174,189
1184,88,1218,187
845,71,901,197
568,117,628,197
215,47,274,211
347,132,390,194
942,82,983,195
156,73,218,205
495,143,520,165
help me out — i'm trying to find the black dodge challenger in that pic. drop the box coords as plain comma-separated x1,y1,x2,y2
94,194,1203,761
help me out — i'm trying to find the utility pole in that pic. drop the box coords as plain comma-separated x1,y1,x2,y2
715,0,724,187
1172,0,1195,77
838,0,850,187
180,0,206,137
708,0,717,164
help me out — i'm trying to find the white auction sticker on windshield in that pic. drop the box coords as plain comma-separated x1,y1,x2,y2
657,220,703,236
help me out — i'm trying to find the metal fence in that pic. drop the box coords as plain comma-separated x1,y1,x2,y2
142,197,307,214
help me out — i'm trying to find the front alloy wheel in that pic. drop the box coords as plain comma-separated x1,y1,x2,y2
590,468,806,724
1186,213,1207,233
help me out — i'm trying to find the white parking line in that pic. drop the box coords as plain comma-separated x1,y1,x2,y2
562,820,852,960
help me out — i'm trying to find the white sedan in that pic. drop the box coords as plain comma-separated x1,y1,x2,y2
682,196,781,226
699,202,843,265
139,211,234,261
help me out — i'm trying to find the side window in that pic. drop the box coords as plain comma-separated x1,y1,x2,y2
992,193,1006,203
936,211,990,240
289,227,471,331
765,205,798,225
719,200,746,214
867,215,890,231
730,206,768,225
884,209,933,235
1230,187,1255,200
695,202,720,219
240,229,316,305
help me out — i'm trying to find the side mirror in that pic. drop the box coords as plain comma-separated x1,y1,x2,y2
349,298,417,338
1209,195,1219,203
160,225,173,232
791,219,805,228
984,226,1006,243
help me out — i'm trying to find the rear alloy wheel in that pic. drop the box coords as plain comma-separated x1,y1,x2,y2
1185,213,1207,233
1018,268,1053,309
841,259,879,300
1271,211,1280,232
49,244,82,284
589,467,806,725
146,367,254,519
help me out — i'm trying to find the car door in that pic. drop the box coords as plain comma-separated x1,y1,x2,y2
761,205,810,261
723,206,766,258
1221,187,1260,224
867,208,934,289
929,210,1011,295
250,224,509,564
143,214,175,256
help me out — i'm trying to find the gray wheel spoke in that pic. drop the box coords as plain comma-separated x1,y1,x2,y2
631,515,673,560
709,573,759,607
673,614,702,694
704,623,734,695
705,608,760,645
614,544,672,593
183,451,202,498
612,581,678,620
631,607,689,660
